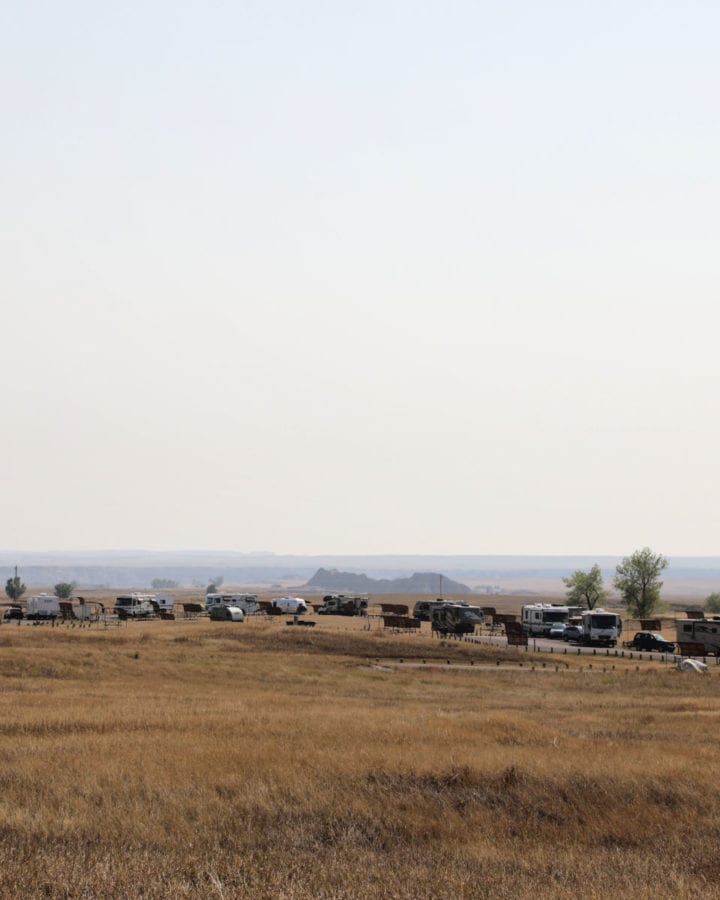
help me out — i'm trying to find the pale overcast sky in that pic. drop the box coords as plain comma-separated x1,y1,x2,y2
2,2,719,554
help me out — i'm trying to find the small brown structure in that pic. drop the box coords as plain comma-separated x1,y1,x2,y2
504,621,528,646
382,615,421,632
380,603,409,616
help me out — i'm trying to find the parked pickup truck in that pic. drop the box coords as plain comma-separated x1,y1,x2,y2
626,632,675,653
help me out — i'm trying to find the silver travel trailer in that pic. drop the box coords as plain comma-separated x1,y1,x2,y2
209,605,245,622
270,597,309,614
26,594,60,620
521,603,571,637
205,593,259,616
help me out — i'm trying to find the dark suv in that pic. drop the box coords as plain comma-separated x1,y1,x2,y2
3,607,23,621
629,632,675,653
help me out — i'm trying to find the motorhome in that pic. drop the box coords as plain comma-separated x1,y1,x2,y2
270,597,308,614
114,594,157,618
26,594,60,620
580,609,622,647
675,617,720,656
205,593,259,616
521,603,570,637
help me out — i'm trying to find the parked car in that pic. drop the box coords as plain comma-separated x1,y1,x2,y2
628,632,675,653
563,625,583,642
3,607,23,621
548,622,567,640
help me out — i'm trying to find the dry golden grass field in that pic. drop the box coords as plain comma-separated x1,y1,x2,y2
0,605,719,898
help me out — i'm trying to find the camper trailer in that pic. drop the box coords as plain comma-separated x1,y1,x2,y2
413,599,448,621
676,617,720,656
270,597,308,614
317,595,368,616
431,603,484,636
205,593,259,616
521,603,571,637
26,594,60,620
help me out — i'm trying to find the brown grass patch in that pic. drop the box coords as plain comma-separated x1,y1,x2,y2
0,618,717,897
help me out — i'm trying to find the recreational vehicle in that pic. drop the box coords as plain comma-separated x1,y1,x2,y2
205,593,259,616
114,594,156,618
270,597,308,614
26,594,60,620
675,617,720,656
317,595,368,616
579,609,622,647
430,603,484,636
521,603,570,637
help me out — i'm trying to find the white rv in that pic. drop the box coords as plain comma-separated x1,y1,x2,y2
270,597,308,614
521,603,570,637
114,594,156,618
580,609,622,647
676,618,720,656
26,594,60,620
205,593,259,616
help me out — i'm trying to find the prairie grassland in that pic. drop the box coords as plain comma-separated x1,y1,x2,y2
0,617,718,898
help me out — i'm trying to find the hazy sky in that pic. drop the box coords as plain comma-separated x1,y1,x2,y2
2,2,719,554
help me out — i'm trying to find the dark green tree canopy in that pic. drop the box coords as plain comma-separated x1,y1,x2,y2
5,575,26,603
704,592,720,614
54,582,76,600
562,564,607,610
613,547,668,618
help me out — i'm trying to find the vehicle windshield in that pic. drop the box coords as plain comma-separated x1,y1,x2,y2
591,615,617,628
545,611,568,623
650,633,665,641
458,608,484,623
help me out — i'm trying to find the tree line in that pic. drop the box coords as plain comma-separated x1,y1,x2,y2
562,547,720,617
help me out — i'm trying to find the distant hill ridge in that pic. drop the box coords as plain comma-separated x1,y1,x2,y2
304,568,470,595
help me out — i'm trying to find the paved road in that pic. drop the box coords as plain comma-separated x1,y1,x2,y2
464,632,717,665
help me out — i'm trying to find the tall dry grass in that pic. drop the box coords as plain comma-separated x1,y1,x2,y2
0,617,718,897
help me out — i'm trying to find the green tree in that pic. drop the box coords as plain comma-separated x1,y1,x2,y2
5,575,26,603
54,582,76,600
704,592,720,614
613,547,668,618
562,564,607,609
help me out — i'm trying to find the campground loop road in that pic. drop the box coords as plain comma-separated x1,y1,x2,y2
462,632,720,666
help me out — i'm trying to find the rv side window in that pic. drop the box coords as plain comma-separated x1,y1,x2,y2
682,624,691,632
